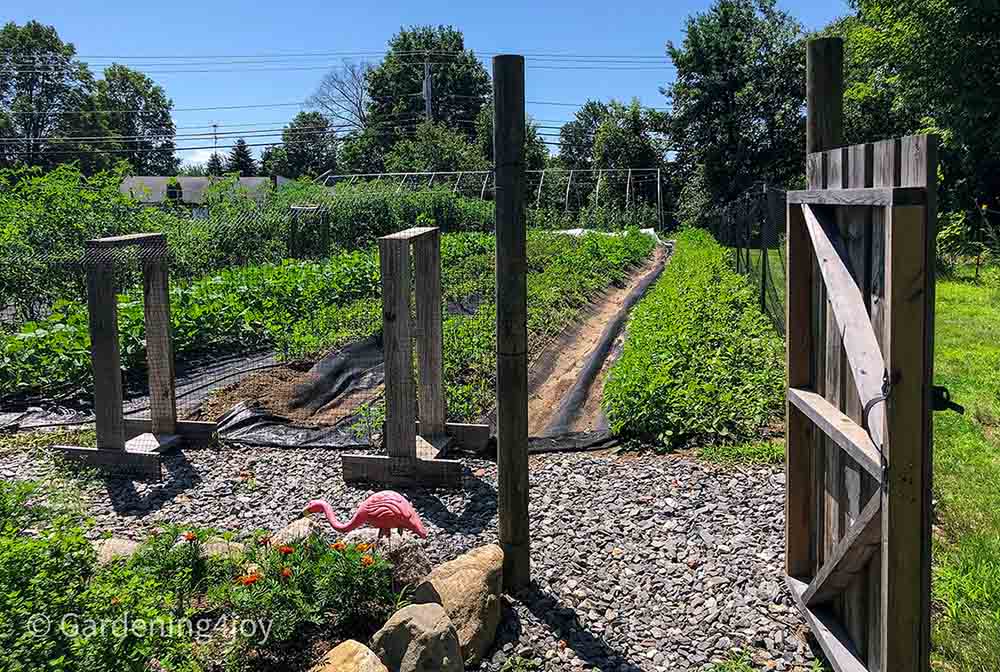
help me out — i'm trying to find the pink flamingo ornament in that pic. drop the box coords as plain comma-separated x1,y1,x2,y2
304,491,428,549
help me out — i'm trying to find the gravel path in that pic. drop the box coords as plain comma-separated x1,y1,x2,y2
0,445,819,672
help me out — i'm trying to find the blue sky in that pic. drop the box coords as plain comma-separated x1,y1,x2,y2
6,0,849,167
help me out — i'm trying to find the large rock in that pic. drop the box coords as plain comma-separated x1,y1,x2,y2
271,517,322,546
345,529,432,587
370,603,463,672
413,544,503,666
93,538,139,565
311,639,387,672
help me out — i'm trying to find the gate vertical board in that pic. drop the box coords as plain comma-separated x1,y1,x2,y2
784,134,935,672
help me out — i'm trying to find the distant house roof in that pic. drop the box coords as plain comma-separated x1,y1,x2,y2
120,176,291,205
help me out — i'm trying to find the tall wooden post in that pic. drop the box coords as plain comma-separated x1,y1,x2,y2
85,244,125,451
494,54,530,591
806,38,844,156
142,237,177,436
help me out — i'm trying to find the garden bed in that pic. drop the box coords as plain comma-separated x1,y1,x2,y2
0,439,820,672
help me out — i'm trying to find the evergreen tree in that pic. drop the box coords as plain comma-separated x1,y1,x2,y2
225,139,256,176
206,152,224,176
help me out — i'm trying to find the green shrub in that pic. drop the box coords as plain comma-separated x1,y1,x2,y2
0,481,398,672
603,228,784,448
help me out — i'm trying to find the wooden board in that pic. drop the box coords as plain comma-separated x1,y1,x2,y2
786,577,868,672
341,454,463,488
415,421,490,452
413,229,446,436
785,200,814,579
143,258,177,435
786,187,924,207
800,203,886,447
86,257,125,451
54,443,163,479
379,236,416,460
804,493,882,606
787,388,881,478
124,418,217,443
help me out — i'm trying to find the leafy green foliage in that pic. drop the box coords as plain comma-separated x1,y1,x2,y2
225,139,257,177
259,112,336,179
0,21,175,175
0,480,398,672
442,229,656,421
603,229,784,448
0,251,381,400
365,25,489,145
383,122,488,174
665,0,805,220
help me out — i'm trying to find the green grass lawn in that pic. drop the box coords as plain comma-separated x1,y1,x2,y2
930,273,1000,671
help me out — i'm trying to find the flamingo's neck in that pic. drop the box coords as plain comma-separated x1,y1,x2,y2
319,501,360,533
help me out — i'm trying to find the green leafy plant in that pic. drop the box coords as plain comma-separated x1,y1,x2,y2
603,228,784,449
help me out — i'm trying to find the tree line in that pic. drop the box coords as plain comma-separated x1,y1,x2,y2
3,3,998,245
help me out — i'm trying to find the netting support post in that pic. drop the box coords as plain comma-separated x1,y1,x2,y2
87,247,125,451
143,252,177,436
55,233,216,480
494,54,531,592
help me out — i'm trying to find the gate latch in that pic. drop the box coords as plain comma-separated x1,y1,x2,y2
932,386,965,414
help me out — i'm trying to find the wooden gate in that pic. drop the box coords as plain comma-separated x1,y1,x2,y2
784,36,936,672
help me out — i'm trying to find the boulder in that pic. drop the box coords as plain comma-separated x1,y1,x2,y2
413,544,503,666
271,517,321,546
370,603,463,672
94,538,139,565
199,537,246,561
311,639,387,672
345,529,432,587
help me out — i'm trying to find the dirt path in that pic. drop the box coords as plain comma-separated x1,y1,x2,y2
527,244,667,436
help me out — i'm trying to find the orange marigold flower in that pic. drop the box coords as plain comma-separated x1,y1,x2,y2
182,531,197,542
237,573,261,586
278,545,294,555
355,543,370,552
330,541,347,552
281,566,293,579
360,554,374,567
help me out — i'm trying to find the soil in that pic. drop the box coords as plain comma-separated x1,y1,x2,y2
191,363,383,428
526,245,667,435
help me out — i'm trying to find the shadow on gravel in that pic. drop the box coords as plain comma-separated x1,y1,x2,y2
389,472,498,536
104,450,202,516
514,583,642,672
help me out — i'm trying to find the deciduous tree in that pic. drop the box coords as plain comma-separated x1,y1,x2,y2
665,0,805,215
95,64,176,174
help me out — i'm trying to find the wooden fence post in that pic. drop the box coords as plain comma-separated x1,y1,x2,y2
494,54,530,591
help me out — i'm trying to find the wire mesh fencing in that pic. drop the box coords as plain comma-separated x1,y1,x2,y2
1,178,664,450
705,184,787,336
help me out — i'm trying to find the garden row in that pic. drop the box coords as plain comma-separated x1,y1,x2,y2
1,230,656,424
0,165,658,323
603,228,785,448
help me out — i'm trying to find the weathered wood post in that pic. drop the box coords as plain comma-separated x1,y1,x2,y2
142,240,177,436
494,54,530,591
86,242,126,450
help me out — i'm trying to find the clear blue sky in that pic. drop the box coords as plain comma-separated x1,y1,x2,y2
7,0,849,167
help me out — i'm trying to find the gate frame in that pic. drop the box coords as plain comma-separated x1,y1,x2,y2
54,233,216,479
784,38,935,672
342,226,488,488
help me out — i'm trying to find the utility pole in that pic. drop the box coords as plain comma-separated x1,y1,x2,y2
423,58,433,122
